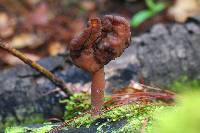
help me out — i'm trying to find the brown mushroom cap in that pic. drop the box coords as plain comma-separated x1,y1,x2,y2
69,15,131,73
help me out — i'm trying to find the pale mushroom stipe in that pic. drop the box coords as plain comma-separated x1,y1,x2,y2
69,15,131,116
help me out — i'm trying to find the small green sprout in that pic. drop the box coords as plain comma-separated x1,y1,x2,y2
60,93,91,119
131,0,166,27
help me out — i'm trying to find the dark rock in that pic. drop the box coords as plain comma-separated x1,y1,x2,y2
150,23,169,38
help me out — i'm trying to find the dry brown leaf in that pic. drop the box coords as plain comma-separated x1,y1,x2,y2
169,0,200,22
81,1,96,11
0,12,15,38
10,33,44,49
27,3,51,26
48,42,65,56
107,81,175,106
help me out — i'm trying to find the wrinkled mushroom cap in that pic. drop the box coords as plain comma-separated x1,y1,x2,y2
69,15,131,73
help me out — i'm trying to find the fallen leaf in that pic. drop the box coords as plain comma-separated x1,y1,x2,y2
27,3,51,26
168,0,200,22
81,1,96,11
0,12,15,38
48,41,65,56
106,81,175,106
10,33,44,49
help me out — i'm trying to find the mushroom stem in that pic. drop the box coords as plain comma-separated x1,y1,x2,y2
91,68,105,116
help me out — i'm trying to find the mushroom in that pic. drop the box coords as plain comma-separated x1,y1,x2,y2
69,15,131,116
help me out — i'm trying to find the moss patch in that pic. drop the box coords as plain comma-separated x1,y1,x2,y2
5,126,26,133
0,113,45,131
60,93,91,120
5,124,54,133
5,103,170,133
170,76,200,93
5,77,200,133
151,91,200,133
65,103,171,132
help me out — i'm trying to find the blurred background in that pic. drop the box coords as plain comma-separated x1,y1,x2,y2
0,0,200,69
0,0,200,132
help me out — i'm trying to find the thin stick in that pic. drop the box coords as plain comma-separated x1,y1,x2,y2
0,40,72,95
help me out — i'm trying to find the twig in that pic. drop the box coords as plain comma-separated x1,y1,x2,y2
0,40,72,95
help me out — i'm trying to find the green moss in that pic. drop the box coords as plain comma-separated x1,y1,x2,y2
0,115,18,130
0,105,45,131
5,124,54,133
4,103,172,133
22,114,45,126
64,103,171,133
5,127,26,133
58,92,173,132
1,114,44,132
60,93,91,119
111,105,171,133
68,114,94,128
170,76,200,93
30,125,54,133
151,91,200,133
6,77,200,132
62,79,200,132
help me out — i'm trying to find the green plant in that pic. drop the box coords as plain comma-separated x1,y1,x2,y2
170,76,200,93
131,0,166,27
60,93,91,119
151,91,200,133
0,113,45,131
